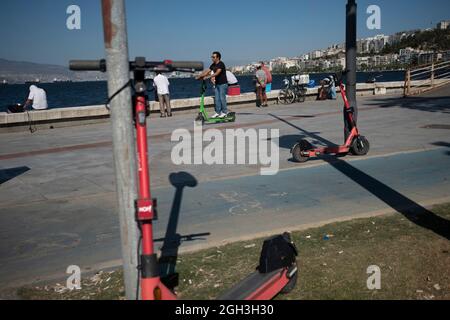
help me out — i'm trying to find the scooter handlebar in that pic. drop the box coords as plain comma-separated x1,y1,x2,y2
69,59,107,72
169,61,204,71
69,59,203,73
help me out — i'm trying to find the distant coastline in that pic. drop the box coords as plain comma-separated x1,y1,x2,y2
0,71,406,112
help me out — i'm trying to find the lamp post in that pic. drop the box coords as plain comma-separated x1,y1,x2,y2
345,0,358,139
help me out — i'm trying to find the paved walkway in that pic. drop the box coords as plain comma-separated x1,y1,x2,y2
1,85,449,288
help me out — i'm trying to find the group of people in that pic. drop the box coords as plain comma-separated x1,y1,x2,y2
196,52,275,117
13,52,272,119
255,62,272,107
155,51,239,119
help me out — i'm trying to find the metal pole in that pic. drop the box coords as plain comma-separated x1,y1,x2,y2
345,0,357,139
407,69,411,96
101,0,139,300
431,62,435,88
404,69,410,97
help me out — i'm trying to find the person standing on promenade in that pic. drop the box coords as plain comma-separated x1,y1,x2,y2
196,51,228,118
255,65,268,107
153,71,172,117
261,62,272,93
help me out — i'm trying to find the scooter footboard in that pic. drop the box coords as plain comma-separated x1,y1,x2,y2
218,233,298,300
217,268,289,300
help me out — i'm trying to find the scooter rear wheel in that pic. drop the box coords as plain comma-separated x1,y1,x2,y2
280,264,298,294
227,112,236,122
350,136,370,156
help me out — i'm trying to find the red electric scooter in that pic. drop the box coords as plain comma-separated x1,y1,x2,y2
70,57,298,300
291,72,370,163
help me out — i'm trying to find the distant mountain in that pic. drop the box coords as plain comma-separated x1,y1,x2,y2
0,59,70,74
0,58,106,83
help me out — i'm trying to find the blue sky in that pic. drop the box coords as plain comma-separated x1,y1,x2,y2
0,0,449,67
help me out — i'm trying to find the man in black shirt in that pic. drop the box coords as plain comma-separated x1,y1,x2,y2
196,51,229,118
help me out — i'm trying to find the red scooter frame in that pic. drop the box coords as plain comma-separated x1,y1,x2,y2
291,73,370,163
131,58,197,300
134,90,177,300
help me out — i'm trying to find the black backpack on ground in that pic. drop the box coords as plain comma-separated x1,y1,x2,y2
258,232,298,274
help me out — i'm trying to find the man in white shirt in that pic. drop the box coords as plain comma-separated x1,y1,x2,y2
24,85,48,110
226,70,238,86
153,71,172,117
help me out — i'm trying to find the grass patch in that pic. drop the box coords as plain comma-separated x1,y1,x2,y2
18,203,450,300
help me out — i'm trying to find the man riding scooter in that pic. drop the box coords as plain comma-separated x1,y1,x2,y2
196,51,229,119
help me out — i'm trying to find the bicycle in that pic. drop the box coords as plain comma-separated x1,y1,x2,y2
277,77,308,105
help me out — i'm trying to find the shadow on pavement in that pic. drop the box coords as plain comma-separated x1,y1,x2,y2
0,166,30,185
432,141,450,156
366,95,450,114
156,172,210,289
279,134,337,150
237,112,316,118
271,113,450,241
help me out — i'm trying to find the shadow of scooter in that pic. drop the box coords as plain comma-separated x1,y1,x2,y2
156,172,210,290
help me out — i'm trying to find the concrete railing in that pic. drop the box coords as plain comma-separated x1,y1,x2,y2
0,81,411,132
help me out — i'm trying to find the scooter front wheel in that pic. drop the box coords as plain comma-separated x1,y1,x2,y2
195,113,205,125
350,136,370,156
291,140,311,163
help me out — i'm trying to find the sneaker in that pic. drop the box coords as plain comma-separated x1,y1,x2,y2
219,112,227,118
210,113,220,119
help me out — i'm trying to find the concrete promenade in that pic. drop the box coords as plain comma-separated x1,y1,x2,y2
0,80,416,132
0,84,449,290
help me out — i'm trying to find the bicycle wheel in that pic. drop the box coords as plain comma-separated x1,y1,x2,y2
297,92,306,103
285,89,296,104
278,89,295,105
296,87,307,103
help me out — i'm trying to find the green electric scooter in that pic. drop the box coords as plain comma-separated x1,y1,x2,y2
195,80,236,124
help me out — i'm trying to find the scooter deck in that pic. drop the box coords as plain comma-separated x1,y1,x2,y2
199,112,236,124
217,268,286,300
204,117,235,124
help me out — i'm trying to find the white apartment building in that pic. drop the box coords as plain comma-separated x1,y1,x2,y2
437,20,450,30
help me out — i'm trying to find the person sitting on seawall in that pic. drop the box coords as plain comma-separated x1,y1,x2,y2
8,85,48,113
317,75,336,100
153,71,172,118
225,69,241,96
226,70,239,86
25,85,48,110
